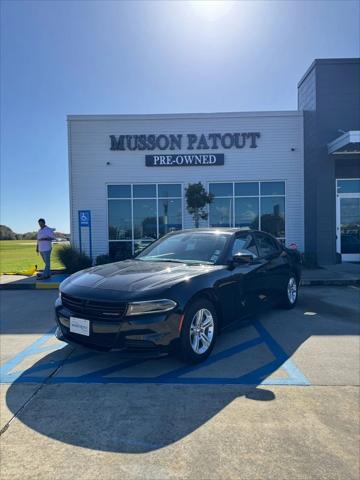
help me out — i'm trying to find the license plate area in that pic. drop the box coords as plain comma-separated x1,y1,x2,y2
70,317,90,336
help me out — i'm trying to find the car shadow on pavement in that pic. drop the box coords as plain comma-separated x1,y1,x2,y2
4,287,360,453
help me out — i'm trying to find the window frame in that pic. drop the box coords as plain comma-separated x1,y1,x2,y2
107,182,183,256
208,180,286,242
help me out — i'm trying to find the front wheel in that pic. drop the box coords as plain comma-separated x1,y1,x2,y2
178,299,218,364
280,275,299,309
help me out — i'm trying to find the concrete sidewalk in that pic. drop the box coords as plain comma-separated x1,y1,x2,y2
0,263,359,290
301,262,360,286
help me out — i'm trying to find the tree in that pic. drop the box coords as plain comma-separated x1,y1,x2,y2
0,225,16,240
185,182,213,228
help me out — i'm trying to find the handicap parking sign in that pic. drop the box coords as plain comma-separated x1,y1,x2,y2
79,210,91,227
78,210,92,258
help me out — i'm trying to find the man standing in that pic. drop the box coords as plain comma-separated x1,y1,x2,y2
36,218,55,279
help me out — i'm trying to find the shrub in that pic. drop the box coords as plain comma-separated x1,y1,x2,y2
109,242,133,261
95,254,112,266
56,245,92,274
114,246,133,261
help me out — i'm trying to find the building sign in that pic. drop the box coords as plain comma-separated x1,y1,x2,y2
79,210,91,227
145,154,224,167
78,210,92,259
110,132,260,151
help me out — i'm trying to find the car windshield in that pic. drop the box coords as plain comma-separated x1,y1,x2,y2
137,232,229,264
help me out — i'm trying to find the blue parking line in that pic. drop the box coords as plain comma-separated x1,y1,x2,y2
0,320,310,386
253,320,310,385
268,358,309,385
77,358,147,379
0,328,56,383
157,336,264,379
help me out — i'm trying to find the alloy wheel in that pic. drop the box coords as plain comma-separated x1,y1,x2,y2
287,277,297,304
189,308,214,355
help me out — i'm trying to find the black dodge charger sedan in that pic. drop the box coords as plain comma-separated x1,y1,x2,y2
55,228,301,363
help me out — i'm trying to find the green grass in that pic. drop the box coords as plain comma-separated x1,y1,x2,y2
0,240,66,273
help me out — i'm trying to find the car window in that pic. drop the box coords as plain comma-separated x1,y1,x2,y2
255,233,280,257
231,234,258,258
137,232,229,264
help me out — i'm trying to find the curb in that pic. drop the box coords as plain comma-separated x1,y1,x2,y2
0,282,61,290
300,279,360,286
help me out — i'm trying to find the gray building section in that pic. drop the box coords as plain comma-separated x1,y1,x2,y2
298,58,360,264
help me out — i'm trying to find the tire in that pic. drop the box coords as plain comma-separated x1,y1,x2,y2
178,298,218,364
280,275,299,309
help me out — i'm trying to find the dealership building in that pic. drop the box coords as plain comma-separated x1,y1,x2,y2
68,58,360,264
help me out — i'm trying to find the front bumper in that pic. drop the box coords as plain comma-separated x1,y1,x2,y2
54,298,182,354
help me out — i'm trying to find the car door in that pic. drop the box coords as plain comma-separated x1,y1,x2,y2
254,232,289,302
229,232,264,317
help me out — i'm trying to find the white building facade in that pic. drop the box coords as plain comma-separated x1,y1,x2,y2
68,112,304,260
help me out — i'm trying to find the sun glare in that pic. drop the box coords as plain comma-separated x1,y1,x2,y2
190,0,235,22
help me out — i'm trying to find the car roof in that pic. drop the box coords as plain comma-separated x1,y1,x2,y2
168,227,254,235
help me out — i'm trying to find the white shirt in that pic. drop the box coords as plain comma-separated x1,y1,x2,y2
37,226,55,252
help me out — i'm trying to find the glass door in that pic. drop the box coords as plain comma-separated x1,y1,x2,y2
336,179,360,262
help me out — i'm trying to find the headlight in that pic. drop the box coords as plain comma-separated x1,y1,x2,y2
126,299,177,316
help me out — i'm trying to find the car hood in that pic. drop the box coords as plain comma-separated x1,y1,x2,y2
61,259,224,294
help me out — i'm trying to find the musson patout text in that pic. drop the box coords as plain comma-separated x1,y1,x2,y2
109,132,261,151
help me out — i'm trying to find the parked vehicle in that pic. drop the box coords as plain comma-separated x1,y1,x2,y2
55,228,301,363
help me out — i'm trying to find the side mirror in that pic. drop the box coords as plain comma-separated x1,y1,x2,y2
233,252,253,264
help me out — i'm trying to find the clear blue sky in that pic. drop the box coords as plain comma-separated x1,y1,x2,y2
1,0,359,234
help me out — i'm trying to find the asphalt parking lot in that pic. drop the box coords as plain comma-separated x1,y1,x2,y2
0,286,359,479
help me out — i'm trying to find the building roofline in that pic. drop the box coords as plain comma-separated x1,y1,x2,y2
298,58,360,89
328,131,360,154
67,111,303,122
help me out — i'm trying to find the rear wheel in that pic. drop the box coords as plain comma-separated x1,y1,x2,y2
178,299,218,364
280,275,299,309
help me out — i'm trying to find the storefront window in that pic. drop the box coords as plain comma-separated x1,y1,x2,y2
235,182,259,196
108,200,132,239
133,184,156,198
337,179,360,194
260,197,285,238
209,181,286,240
108,184,182,258
133,199,157,239
158,184,181,198
158,198,182,236
108,185,131,198
209,198,233,227
260,181,285,196
235,198,259,229
209,183,233,197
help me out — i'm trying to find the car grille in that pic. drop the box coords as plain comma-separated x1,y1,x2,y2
61,293,127,320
